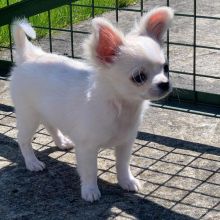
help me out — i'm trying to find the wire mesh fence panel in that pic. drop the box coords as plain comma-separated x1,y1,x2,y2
0,0,219,114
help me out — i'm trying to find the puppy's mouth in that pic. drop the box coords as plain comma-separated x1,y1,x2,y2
154,87,173,100
143,86,172,101
157,89,172,100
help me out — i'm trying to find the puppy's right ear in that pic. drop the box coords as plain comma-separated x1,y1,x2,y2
134,7,174,43
86,18,124,65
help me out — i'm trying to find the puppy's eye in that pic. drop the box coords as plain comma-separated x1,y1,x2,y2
131,70,147,86
163,63,169,73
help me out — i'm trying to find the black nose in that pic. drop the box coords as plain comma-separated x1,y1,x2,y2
158,82,170,91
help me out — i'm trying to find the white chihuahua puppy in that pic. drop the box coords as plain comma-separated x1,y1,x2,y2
10,7,173,202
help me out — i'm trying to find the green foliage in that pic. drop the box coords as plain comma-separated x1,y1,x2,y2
0,0,136,46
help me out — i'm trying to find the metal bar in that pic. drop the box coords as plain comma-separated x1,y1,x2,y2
48,10,52,53
196,15,220,20
167,41,220,51
91,0,95,18
140,0,143,16
175,13,220,20
32,26,90,34
72,4,115,10
7,0,13,62
115,0,119,22
170,70,194,76
191,74,220,80
152,102,220,119
0,0,78,27
193,0,197,102
170,70,220,80
170,88,220,108
8,27,13,62
169,88,220,106
69,2,74,58
166,0,170,64
0,46,11,49
72,4,142,12
1,57,218,80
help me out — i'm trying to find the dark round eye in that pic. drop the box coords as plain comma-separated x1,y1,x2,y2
131,71,147,86
163,63,169,73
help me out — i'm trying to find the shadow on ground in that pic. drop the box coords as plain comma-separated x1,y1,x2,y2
0,132,196,220
0,103,14,112
137,132,220,156
0,102,220,219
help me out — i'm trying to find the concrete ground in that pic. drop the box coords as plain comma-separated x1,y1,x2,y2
0,0,220,219
0,80,220,220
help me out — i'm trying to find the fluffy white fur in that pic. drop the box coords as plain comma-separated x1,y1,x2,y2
10,7,174,202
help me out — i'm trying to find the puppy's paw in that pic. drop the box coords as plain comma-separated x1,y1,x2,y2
119,177,141,192
57,137,75,150
81,185,101,202
25,158,45,171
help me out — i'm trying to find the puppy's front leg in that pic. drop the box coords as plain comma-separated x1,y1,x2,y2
116,142,141,192
75,146,100,202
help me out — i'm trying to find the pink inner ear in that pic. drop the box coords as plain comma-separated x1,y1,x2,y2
147,11,168,40
96,26,122,63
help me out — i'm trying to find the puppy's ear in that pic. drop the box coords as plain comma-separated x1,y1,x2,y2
91,18,124,64
136,7,174,43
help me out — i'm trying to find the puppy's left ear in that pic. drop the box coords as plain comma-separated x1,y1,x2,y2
136,7,174,43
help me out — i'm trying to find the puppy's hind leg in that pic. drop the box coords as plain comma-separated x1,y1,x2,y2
16,109,45,171
44,123,74,150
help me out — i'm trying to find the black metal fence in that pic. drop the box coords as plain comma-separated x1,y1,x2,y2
0,0,219,117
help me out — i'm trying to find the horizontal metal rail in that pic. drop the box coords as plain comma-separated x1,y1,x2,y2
152,100,220,118
0,0,77,27
167,42,220,51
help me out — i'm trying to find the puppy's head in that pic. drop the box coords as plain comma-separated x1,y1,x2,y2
85,7,174,101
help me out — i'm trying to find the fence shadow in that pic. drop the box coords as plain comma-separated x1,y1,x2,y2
137,131,220,156
0,132,196,220
0,103,14,112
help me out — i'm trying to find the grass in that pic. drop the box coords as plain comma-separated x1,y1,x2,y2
0,0,136,47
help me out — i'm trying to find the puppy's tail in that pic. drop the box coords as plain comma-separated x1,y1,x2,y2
12,19,44,64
